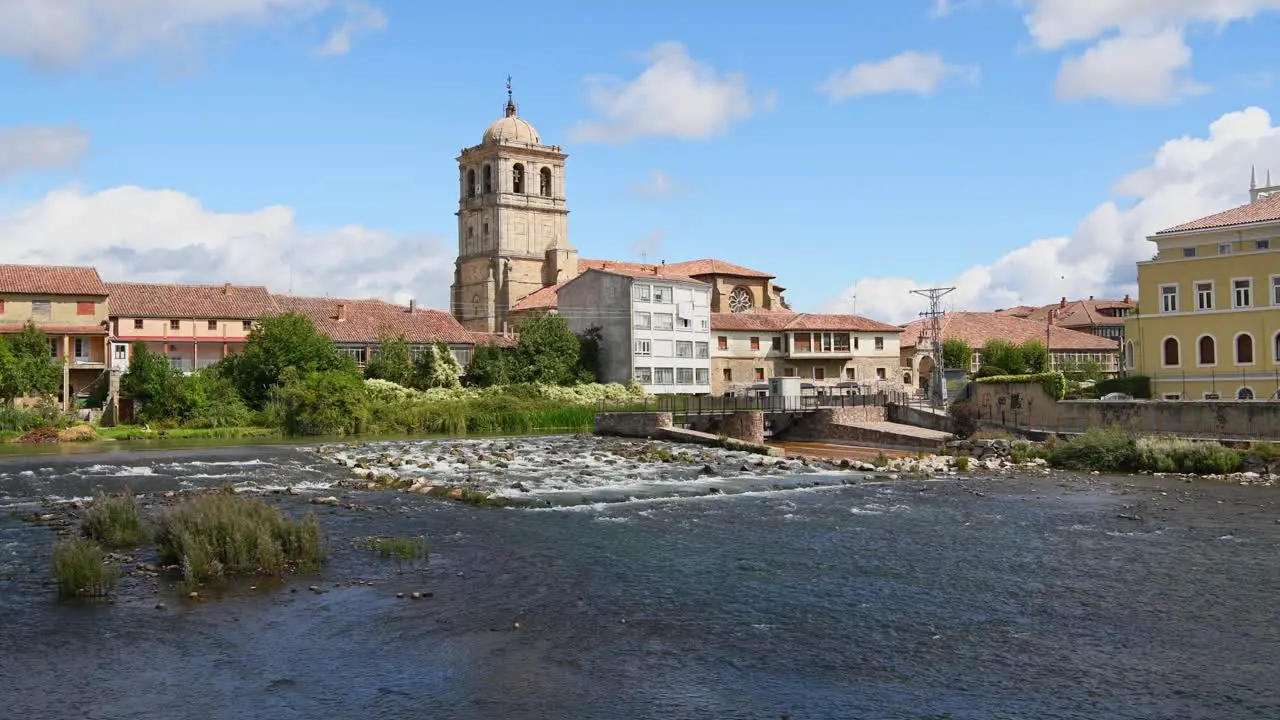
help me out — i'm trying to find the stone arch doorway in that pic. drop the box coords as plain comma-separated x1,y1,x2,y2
917,355,936,394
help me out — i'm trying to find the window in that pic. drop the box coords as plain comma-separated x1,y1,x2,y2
853,336,860,350
512,163,525,193
653,286,673,303
466,168,476,198
655,367,675,385
76,301,94,316
677,317,691,329
1275,331,1280,363
483,222,489,240
1272,276,1280,305
722,368,732,381
634,312,651,329
73,338,87,359
1203,393,1221,400
653,313,674,330
692,290,708,307
876,367,887,380
32,301,50,319
793,334,811,353
133,318,144,329
1160,285,1178,313
342,346,367,364
874,336,884,351
652,340,672,356
694,342,709,358
808,367,822,381
699,319,709,330
1233,278,1252,308
634,367,652,384
1218,243,1232,255
754,368,765,381
728,286,753,313
749,336,760,351
1195,282,1213,310
845,368,856,380
1162,393,1182,400
695,368,709,385
1182,247,1196,258
1256,239,1270,250
207,320,218,330
677,368,694,384
1235,333,1255,364
1197,335,1216,365
675,341,693,358
632,284,650,302
49,339,58,358
113,344,127,360
243,320,253,331
1125,340,1135,369
635,340,652,356
539,167,552,197
482,164,492,194
1237,387,1255,401
0,300,4,313
833,334,850,352
169,319,181,330
451,347,472,367
771,336,782,352
784,367,797,377
1162,337,1180,366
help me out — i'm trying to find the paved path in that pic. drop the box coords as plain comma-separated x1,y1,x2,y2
847,421,953,441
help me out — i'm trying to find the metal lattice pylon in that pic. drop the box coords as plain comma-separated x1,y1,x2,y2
911,286,955,406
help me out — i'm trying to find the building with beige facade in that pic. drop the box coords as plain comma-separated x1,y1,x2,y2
0,264,110,409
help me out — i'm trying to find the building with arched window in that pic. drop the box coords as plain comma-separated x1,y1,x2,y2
1126,171,1280,399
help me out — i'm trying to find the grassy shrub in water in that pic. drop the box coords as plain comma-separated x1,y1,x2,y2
82,491,148,548
1048,427,1138,472
154,492,323,585
368,536,429,565
1134,436,1243,475
52,538,116,598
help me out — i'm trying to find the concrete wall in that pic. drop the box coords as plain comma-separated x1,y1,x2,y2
968,379,1280,440
887,403,953,432
558,270,633,384
687,411,765,444
776,406,886,440
593,412,673,438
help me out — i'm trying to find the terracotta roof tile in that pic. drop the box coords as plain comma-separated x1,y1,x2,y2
1156,193,1280,234
106,282,279,319
0,264,107,296
271,295,474,345
711,312,901,333
582,266,702,284
469,332,518,348
899,312,1118,351
0,323,107,335
510,283,564,312
1013,297,1135,329
578,257,774,279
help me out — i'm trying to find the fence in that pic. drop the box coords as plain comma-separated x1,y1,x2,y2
601,391,915,415
1136,370,1280,401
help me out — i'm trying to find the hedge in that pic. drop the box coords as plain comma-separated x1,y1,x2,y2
973,371,1067,400
1093,375,1151,399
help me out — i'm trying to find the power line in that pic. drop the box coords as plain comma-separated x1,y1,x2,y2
910,286,955,407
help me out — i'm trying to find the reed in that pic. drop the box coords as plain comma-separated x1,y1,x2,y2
82,490,148,548
368,536,430,565
52,538,116,598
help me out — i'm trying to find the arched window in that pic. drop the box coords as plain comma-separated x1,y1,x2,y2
1237,387,1254,400
1235,333,1255,364
482,164,493,194
512,163,525,194
1162,337,1179,367
728,286,754,313
1197,335,1216,365
1125,340,1135,369
466,168,476,198
1274,331,1280,364
539,167,552,197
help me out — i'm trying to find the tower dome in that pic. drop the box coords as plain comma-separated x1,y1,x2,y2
482,77,540,144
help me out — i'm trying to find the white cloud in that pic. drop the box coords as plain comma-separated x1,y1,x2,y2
0,126,90,179
0,185,453,308
827,107,1280,324
570,42,763,143
820,51,978,101
1021,0,1280,51
629,171,676,198
1054,29,1209,104
315,2,385,56
930,0,982,18
0,0,384,68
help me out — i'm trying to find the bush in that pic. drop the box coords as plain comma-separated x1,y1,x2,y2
955,455,971,471
267,368,369,435
1094,375,1151,399
1048,427,1138,471
180,372,251,429
942,339,972,371
82,491,148,548
52,538,116,598
0,404,44,432
1134,436,1243,475
974,371,1067,401
154,492,323,585
948,400,980,439
368,536,429,565
1249,442,1280,474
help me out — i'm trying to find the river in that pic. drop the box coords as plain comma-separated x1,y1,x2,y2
1,436,1277,719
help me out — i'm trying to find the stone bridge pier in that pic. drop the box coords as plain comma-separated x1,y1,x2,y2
687,411,765,445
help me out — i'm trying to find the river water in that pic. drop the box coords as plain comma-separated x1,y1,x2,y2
1,436,1277,719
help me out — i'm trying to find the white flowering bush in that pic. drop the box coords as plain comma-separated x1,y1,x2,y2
363,379,649,406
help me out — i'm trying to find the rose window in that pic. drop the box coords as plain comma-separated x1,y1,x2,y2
728,287,754,313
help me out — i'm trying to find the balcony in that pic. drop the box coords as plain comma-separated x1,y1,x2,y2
69,357,107,370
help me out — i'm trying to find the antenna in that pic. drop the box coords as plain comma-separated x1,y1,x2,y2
910,286,956,407
849,282,858,314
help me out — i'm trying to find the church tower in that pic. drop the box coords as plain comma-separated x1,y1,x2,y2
451,80,577,333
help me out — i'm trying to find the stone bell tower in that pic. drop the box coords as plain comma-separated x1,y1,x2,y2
450,79,577,333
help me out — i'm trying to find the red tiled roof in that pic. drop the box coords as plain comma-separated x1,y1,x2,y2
1007,297,1135,329
0,324,107,335
0,264,107,296
578,257,774,279
510,283,564,312
1156,193,1280,234
711,312,901,333
271,295,474,345
899,312,1118,351
105,282,279,319
470,332,518,348
513,266,710,313
583,266,702,284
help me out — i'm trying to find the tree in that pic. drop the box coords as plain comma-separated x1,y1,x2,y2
364,335,414,386
575,326,602,384
121,342,185,423
464,343,509,387
508,314,582,386
0,322,62,404
1018,340,1050,374
179,371,249,428
267,368,369,435
979,339,1024,375
220,313,356,409
411,342,463,390
941,338,972,371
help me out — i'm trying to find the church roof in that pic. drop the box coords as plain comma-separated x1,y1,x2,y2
577,257,774,279
482,84,540,145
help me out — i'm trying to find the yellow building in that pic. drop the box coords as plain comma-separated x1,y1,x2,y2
1126,175,1280,400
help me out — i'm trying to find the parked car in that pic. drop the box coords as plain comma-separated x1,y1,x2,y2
1101,392,1133,401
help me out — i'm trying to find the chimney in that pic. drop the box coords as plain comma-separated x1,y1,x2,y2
222,282,231,295
1123,293,1130,303
408,298,416,312
1059,296,1067,308
1088,295,1094,300
337,302,347,321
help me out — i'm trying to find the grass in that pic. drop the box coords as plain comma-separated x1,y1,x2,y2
154,491,323,585
955,456,971,471
82,490,148,548
1047,427,1244,475
872,451,890,468
368,398,597,437
98,425,279,441
368,536,430,565
52,538,116,598
972,429,1014,440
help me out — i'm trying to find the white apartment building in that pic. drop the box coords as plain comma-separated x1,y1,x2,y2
556,266,712,394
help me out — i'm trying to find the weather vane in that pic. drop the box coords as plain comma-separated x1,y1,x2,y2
506,75,513,101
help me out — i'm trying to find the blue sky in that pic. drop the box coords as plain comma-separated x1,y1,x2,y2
1,0,1279,323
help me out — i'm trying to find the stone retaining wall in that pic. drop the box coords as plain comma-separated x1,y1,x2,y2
820,423,949,451
687,411,766,445
778,406,885,440
887,404,953,433
593,412,672,438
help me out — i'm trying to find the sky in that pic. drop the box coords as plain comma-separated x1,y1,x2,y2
1,0,1280,324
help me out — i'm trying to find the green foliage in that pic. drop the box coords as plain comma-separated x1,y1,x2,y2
179,371,251,429
575,326,603,383
1019,340,1050,374
1095,375,1151,399
122,342,186,422
1046,427,1245,475
464,343,510,387
219,313,356,409
507,314,583,386
368,536,430,565
364,335,414,386
873,450,890,468
154,492,323,585
82,491,148,548
1249,442,1280,474
1048,427,1138,471
955,455,971,471
411,342,463,390
973,365,1006,379
52,538,116,598
973,371,1067,400
948,400,980,439
0,404,45,432
979,339,1024,375
1010,441,1050,464
266,368,370,436
941,338,972,371
0,322,63,403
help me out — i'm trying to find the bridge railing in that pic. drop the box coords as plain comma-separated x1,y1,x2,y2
601,392,914,415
